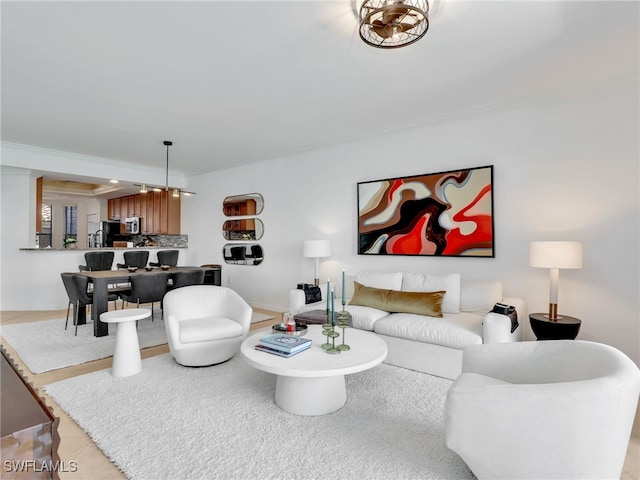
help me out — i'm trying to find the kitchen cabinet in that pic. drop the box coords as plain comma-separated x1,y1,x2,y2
108,191,180,234
108,198,120,220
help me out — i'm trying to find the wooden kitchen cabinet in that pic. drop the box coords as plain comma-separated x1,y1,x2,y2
108,198,120,220
108,191,180,234
162,190,181,234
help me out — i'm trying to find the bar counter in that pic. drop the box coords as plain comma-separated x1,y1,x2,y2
19,246,186,251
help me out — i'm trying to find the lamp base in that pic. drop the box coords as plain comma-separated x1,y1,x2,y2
530,313,582,340
547,303,559,321
313,278,320,286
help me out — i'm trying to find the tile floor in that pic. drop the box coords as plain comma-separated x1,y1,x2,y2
1,308,638,480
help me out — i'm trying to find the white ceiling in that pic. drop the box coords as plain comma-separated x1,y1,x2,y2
2,1,638,178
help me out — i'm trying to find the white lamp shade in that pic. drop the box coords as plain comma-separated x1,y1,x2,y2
529,241,583,269
303,240,331,258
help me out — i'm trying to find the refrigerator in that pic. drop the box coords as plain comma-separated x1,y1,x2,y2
96,220,122,247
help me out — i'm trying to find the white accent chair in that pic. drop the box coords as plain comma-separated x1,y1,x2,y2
163,285,252,367
444,340,640,480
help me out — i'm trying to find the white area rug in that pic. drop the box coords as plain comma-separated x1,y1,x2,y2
0,314,167,374
44,354,473,480
251,312,276,324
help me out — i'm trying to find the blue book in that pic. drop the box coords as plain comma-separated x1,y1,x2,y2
254,343,311,358
259,333,312,353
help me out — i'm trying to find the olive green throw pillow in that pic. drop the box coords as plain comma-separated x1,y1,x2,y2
349,282,445,318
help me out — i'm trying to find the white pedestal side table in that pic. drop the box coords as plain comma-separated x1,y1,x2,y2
100,308,151,377
241,325,387,416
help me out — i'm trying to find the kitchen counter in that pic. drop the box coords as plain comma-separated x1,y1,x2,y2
23,233,188,251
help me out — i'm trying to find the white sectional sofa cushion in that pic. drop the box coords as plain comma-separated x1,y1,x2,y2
356,271,403,290
402,273,461,313
345,305,394,331
289,273,525,379
372,312,483,350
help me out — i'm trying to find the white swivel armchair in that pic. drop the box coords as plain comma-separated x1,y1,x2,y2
163,285,252,367
444,340,640,480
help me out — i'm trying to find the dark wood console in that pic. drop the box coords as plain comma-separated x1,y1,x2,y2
1,347,60,479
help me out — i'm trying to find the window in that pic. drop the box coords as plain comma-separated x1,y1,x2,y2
64,205,78,242
38,204,52,248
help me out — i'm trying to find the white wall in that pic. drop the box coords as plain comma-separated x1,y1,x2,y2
1,85,638,365
184,85,639,365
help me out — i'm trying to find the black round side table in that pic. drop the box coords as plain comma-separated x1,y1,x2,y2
529,313,582,340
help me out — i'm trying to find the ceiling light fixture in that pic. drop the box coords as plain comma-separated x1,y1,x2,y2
134,141,195,196
163,140,196,197
359,0,429,49
163,140,172,191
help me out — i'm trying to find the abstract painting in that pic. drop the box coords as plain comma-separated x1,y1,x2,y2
357,166,494,257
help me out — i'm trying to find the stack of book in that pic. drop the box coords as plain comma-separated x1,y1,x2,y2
255,333,312,358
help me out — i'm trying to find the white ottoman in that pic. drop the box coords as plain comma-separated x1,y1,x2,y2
100,308,151,377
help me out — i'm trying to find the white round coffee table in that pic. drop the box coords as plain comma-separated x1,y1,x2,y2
100,308,151,377
241,325,387,416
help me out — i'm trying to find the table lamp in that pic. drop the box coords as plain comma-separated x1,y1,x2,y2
529,241,583,320
303,240,331,286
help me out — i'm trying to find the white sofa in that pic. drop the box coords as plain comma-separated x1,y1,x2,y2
289,272,525,379
444,340,640,479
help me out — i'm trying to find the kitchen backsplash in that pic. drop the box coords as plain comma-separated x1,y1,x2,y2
130,234,188,248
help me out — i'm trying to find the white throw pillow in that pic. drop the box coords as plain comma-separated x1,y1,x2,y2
460,280,503,311
401,273,461,313
356,272,403,291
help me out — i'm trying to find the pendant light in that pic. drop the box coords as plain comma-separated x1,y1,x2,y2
164,140,196,196
164,140,172,192
134,141,195,196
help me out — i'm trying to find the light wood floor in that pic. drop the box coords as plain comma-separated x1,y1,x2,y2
1,309,638,480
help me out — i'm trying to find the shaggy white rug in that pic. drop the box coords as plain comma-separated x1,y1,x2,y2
44,354,474,480
0,314,167,374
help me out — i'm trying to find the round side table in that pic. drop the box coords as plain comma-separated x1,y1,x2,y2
529,313,581,341
100,308,151,377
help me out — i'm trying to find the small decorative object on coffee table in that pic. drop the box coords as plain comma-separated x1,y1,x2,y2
322,323,341,354
530,312,582,340
272,323,308,336
337,310,351,351
322,287,342,354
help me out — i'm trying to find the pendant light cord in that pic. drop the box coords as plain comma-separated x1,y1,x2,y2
164,140,172,191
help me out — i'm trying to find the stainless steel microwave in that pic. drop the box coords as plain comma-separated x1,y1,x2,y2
125,217,140,234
